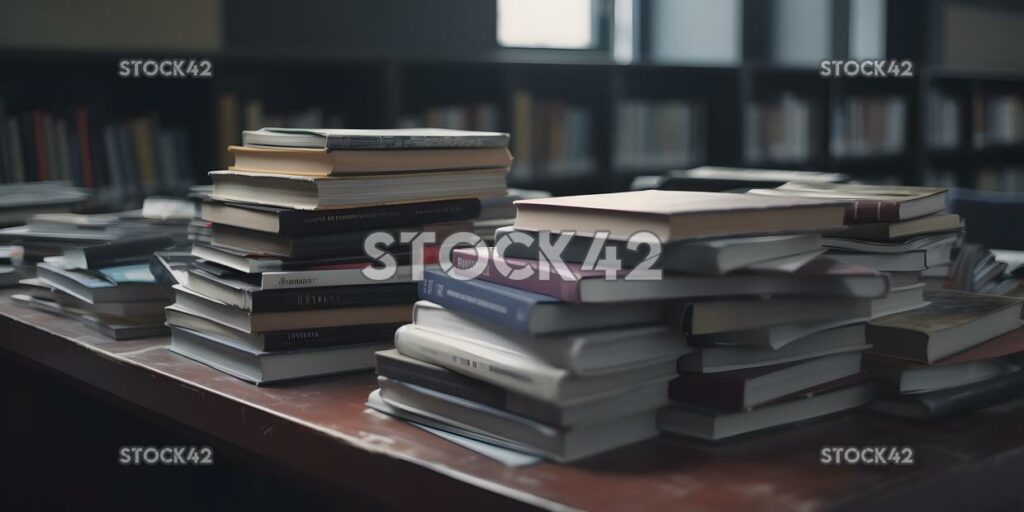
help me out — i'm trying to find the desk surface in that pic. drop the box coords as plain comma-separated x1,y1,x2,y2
2,288,1023,512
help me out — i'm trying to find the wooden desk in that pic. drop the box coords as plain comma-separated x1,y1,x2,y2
1,288,1023,512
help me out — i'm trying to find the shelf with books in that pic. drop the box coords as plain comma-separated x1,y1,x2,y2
397,62,508,131
506,66,608,187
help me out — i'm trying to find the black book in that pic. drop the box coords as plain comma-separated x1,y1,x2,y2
209,221,466,259
192,243,415,274
375,349,670,427
63,236,177,270
870,365,1024,419
201,198,481,236
165,304,402,352
185,267,418,313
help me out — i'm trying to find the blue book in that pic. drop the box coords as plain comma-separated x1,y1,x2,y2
98,263,158,284
417,269,662,335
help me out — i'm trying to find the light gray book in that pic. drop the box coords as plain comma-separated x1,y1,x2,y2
242,127,510,150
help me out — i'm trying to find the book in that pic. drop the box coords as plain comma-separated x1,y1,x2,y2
375,377,658,462
412,301,687,376
149,250,194,298
826,251,927,272
228,145,512,176
242,127,510,150
680,324,869,373
185,268,417,312
417,269,664,335
867,291,1024,364
209,221,467,259
61,236,176,270
80,315,169,341
191,243,416,275
867,358,1019,395
453,248,889,303
209,168,508,210
375,349,670,427
687,296,873,335
691,283,926,348
169,326,389,385
165,304,401,352
50,289,166,320
671,352,863,410
827,213,961,241
512,190,847,242
495,227,822,274
201,198,481,236
870,366,1024,419
394,323,678,404
36,262,167,303
823,232,958,257
172,284,411,333
658,381,873,441
651,167,849,192
747,182,947,223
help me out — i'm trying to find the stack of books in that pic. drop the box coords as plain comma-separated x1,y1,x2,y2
866,290,1024,418
0,204,190,276
15,236,178,339
368,189,885,457
0,181,90,227
749,182,959,307
168,127,510,385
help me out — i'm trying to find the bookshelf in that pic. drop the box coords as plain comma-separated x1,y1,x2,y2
3,0,1024,203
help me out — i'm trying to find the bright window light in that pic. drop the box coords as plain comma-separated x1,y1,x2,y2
497,0,594,49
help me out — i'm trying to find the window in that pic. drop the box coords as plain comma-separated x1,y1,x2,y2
497,0,597,49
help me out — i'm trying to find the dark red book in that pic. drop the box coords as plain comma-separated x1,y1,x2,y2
32,110,49,181
75,107,94,188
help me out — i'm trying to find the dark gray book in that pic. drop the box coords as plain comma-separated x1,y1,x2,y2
870,366,1024,419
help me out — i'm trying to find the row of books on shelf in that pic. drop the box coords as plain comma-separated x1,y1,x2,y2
973,92,1024,149
830,96,907,158
745,93,816,164
0,103,193,207
511,90,594,180
613,100,706,171
398,103,501,133
928,91,960,150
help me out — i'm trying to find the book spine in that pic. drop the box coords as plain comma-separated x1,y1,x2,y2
259,265,414,290
451,250,581,302
418,273,535,335
278,198,481,235
394,324,565,402
325,134,509,150
848,201,902,223
32,111,48,181
668,375,745,410
250,283,417,313
375,356,507,410
261,323,401,352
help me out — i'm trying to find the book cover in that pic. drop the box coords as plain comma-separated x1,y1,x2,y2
418,268,560,335
242,127,511,150
748,182,947,223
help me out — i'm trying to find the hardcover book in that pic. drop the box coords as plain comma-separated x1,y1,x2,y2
867,290,1024,363
512,190,847,242
747,182,947,223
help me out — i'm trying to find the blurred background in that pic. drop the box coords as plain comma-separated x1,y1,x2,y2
1,0,1023,204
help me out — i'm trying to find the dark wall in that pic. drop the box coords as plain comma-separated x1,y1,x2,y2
224,0,498,56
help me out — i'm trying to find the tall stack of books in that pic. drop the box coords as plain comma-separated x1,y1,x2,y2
749,182,959,308
866,291,1024,418
15,236,178,339
168,128,510,385
368,190,886,457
